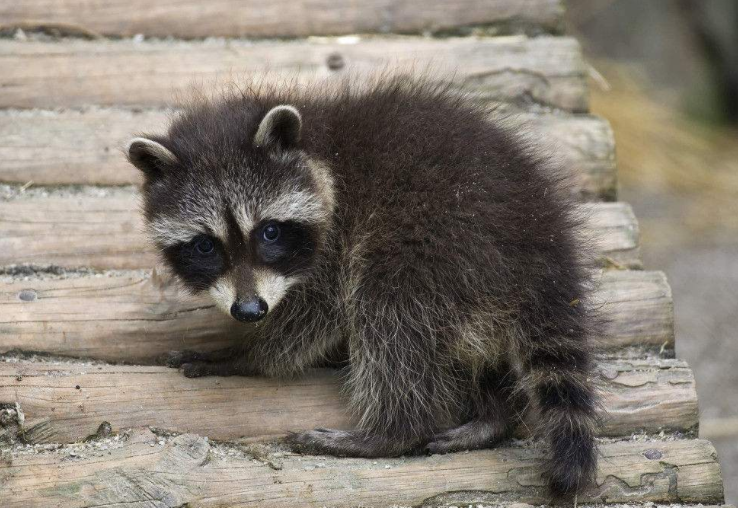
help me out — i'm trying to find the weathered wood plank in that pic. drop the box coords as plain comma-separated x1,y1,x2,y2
0,269,242,363
511,111,617,201
0,189,637,269
0,36,588,111
582,202,639,267
0,108,615,200
0,0,564,38
0,357,697,445
594,270,674,349
0,269,672,363
0,428,723,506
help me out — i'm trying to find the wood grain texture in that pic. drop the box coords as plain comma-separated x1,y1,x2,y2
595,270,674,349
0,269,243,363
511,111,617,201
582,202,640,268
0,36,588,111
0,428,724,506
0,190,637,269
0,357,697,444
0,269,672,363
0,108,615,200
0,0,564,38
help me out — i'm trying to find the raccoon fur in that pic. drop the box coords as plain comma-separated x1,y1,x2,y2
126,76,600,496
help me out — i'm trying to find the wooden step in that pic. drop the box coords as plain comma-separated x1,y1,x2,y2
0,427,723,506
0,0,564,39
0,108,616,200
0,356,697,445
0,189,635,269
0,36,588,111
0,269,672,363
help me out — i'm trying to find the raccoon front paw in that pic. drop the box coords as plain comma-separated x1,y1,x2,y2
286,428,350,455
180,361,213,378
287,428,394,457
158,350,202,368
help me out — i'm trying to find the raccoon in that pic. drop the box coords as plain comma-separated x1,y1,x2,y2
126,76,599,496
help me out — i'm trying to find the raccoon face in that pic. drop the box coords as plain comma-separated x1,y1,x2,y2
127,105,335,323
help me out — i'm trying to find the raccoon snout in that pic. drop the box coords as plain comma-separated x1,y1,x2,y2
230,297,269,323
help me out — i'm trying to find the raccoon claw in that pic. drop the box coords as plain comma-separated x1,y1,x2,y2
426,420,507,454
425,434,457,454
159,350,201,368
180,361,212,378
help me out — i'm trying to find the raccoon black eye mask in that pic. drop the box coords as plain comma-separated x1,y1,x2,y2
163,234,227,291
126,76,600,497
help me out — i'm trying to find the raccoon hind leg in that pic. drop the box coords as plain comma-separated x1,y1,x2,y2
426,365,515,454
289,278,462,457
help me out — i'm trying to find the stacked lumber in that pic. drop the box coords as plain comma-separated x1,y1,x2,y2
0,0,728,506
0,108,616,199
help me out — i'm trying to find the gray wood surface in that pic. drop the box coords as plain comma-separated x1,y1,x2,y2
0,108,616,200
0,0,564,38
0,428,723,506
0,357,697,444
0,36,588,111
0,269,672,363
0,191,637,269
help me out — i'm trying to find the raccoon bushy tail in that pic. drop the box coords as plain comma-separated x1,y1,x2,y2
514,302,600,496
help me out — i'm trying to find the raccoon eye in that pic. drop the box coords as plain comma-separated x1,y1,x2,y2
262,223,281,243
195,237,215,255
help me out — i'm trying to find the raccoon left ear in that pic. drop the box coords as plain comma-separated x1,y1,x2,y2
254,105,302,149
126,137,178,176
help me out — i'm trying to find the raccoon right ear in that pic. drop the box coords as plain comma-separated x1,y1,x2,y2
254,105,302,149
126,137,178,176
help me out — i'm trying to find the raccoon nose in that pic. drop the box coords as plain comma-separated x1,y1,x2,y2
230,298,268,323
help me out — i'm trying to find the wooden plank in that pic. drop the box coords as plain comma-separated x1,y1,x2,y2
582,202,640,268
0,36,588,111
0,108,615,201
512,111,617,201
595,270,674,349
0,357,697,445
0,0,564,38
0,269,672,363
0,269,243,363
0,190,637,269
0,428,724,506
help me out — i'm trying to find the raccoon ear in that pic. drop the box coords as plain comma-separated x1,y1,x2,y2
254,105,302,149
126,137,178,176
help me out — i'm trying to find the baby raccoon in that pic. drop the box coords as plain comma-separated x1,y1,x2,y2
127,76,599,496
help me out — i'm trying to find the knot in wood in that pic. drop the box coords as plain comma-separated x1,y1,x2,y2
17,289,37,302
643,448,663,460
